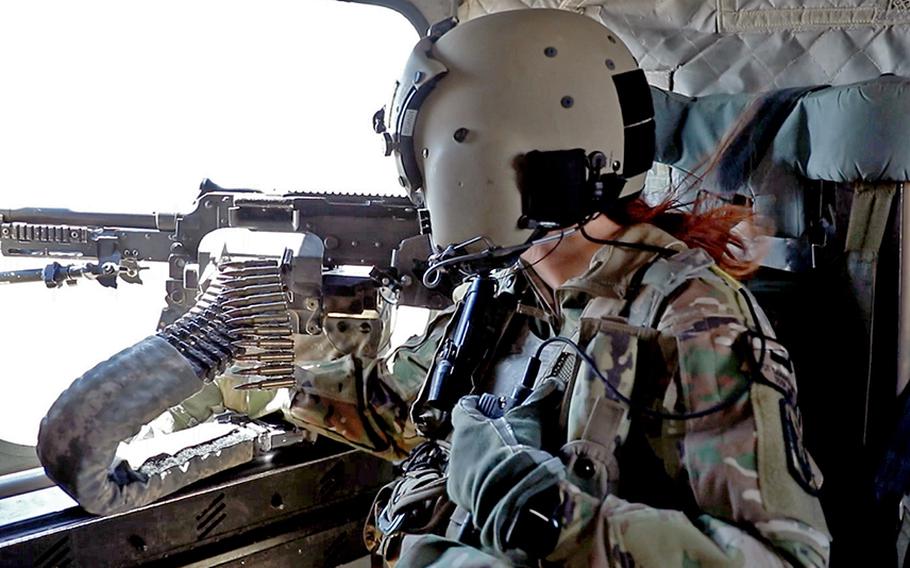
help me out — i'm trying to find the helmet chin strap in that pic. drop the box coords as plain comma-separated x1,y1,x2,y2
422,228,579,289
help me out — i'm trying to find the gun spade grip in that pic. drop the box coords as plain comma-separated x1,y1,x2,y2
426,277,498,411
426,358,455,410
477,393,508,419
476,355,541,419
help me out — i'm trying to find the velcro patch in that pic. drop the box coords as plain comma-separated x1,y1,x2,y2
780,399,823,496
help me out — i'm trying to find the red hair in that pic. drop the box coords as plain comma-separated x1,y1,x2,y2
612,195,768,279
611,103,774,280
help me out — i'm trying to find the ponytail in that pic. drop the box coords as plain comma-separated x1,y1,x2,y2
613,195,769,279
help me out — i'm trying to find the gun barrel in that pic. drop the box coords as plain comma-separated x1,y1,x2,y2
0,268,44,284
1,208,160,229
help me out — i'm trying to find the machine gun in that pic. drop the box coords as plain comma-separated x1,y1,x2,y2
0,179,451,331
1,180,459,518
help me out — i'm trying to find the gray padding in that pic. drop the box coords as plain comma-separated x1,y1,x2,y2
653,75,910,186
773,75,910,182
652,87,753,172
35,336,245,515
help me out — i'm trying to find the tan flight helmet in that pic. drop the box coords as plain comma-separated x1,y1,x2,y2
375,9,655,254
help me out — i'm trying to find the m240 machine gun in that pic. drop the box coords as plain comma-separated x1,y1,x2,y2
0,179,451,331
0,179,458,526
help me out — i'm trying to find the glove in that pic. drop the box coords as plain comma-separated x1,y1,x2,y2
446,378,567,553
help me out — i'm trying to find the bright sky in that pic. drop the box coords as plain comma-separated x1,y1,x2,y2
0,0,419,445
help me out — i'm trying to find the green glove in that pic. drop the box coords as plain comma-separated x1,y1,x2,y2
446,378,567,553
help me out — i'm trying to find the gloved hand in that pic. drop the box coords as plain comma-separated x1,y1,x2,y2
446,378,567,553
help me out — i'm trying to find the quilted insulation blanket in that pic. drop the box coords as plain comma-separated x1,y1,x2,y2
458,0,910,95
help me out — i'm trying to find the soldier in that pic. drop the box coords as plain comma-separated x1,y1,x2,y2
363,9,831,567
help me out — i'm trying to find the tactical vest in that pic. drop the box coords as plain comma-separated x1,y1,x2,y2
552,247,721,504
370,241,826,563
549,245,823,515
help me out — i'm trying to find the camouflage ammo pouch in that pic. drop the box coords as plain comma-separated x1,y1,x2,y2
365,441,455,564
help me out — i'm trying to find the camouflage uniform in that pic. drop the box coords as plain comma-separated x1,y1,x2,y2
149,311,442,462
161,223,831,567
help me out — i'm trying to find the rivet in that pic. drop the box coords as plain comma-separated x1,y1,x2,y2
607,35,617,44
605,59,615,70
422,148,429,158
544,46,557,57
575,457,596,479
453,128,469,143
561,96,574,108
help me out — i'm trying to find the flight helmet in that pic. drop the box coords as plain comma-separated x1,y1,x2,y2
375,9,654,257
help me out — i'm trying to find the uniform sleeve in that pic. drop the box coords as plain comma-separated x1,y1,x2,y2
145,375,292,435
143,331,345,435
547,276,831,568
146,310,451,464
285,308,451,461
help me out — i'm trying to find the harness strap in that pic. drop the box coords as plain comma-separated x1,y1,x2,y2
845,182,897,260
844,182,899,449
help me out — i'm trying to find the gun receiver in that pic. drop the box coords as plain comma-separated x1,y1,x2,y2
0,179,449,328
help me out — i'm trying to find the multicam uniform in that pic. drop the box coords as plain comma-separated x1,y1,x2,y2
161,223,831,567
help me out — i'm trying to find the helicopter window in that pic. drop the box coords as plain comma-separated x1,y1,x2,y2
0,0,419,453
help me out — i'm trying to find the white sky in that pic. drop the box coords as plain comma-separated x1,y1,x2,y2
0,0,418,445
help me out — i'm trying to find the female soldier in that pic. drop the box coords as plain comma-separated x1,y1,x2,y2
371,9,830,567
